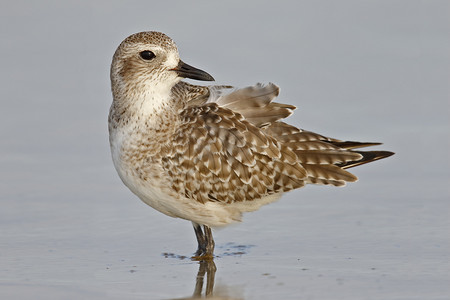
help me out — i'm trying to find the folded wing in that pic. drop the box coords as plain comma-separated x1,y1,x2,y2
165,82,394,203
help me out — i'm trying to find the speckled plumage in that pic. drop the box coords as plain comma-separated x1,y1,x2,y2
109,31,393,257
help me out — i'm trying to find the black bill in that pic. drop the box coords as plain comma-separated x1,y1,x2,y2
171,60,215,81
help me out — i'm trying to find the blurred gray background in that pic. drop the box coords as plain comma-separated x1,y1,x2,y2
1,1,449,299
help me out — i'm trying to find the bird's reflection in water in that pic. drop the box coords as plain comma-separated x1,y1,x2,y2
167,243,250,299
192,260,217,298
170,259,243,300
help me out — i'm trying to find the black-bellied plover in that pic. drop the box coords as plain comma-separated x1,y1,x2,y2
108,31,394,259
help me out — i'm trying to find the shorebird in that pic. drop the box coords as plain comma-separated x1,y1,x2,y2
109,31,394,259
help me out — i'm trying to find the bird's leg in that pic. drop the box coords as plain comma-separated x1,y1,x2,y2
192,223,215,259
192,222,206,256
203,225,215,258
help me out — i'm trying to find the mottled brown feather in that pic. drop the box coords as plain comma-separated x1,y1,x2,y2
164,83,393,198
162,103,307,204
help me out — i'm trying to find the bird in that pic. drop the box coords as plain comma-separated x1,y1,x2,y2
108,31,394,259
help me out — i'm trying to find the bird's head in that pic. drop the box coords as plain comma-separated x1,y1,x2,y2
111,31,214,100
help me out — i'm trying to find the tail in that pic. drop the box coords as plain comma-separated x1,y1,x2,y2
264,122,394,187
300,142,394,186
330,141,395,169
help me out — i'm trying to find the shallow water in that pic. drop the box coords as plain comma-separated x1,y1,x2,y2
1,1,449,299
1,181,448,299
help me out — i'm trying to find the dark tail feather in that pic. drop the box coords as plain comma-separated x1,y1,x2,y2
339,150,395,169
330,141,383,150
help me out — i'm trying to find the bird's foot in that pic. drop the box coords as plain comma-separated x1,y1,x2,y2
192,248,215,261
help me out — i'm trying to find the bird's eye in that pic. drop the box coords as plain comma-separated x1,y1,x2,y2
139,51,156,61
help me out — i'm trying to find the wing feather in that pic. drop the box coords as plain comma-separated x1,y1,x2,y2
165,82,394,198
162,103,306,204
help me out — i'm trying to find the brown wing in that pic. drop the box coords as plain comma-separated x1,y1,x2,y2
162,103,307,204
165,82,394,202
200,83,393,187
212,83,295,127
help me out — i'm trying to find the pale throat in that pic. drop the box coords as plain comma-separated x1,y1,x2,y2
122,76,178,114
121,85,180,133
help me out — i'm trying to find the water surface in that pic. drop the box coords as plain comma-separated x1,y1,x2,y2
1,1,449,299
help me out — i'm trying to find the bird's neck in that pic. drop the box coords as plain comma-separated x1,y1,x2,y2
109,87,185,158
113,81,183,118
